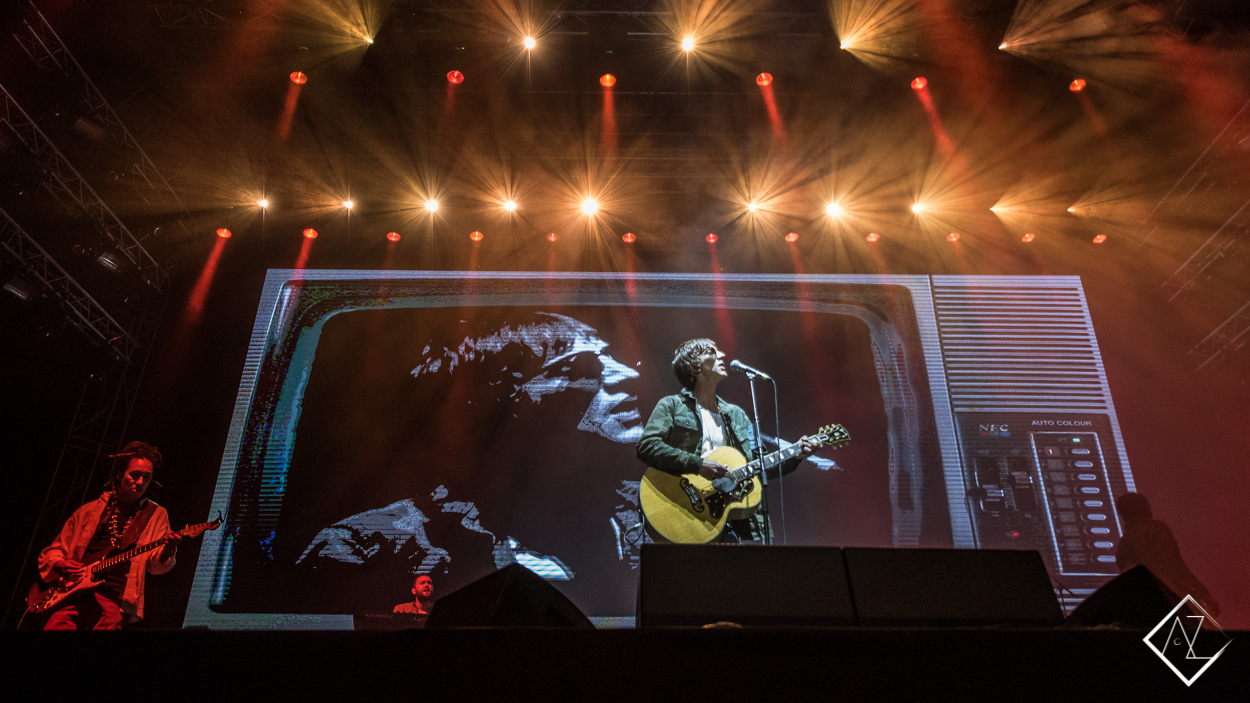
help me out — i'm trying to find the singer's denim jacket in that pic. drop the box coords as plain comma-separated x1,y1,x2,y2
635,388,800,541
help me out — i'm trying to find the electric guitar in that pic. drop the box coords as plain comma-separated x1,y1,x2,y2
27,514,223,615
640,424,851,544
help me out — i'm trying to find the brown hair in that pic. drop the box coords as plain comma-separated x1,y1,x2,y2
672,338,716,390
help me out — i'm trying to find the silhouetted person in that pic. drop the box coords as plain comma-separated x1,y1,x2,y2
1115,492,1219,617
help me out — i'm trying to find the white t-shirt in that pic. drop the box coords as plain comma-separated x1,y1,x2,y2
697,403,726,458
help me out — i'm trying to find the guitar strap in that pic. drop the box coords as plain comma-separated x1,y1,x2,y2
117,500,159,549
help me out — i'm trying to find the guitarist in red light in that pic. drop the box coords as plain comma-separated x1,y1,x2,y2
636,339,822,543
37,441,181,629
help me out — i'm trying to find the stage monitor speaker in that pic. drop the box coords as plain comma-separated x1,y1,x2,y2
844,548,1062,627
1067,565,1180,628
425,563,594,629
638,544,854,627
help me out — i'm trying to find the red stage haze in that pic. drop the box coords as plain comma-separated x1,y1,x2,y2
302,228,318,239
1070,78,1087,92
866,232,881,242
784,232,798,242
447,70,464,84
756,73,773,86
622,232,636,243
705,233,718,243
599,74,616,87
469,230,484,241
216,228,231,238
911,77,927,90
947,232,960,242
1022,232,1036,243
290,71,307,84
386,231,400,242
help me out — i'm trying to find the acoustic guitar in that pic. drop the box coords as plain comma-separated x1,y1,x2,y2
640,424,850,544
27,514,222,615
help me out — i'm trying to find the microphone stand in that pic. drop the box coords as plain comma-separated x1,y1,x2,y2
743,370,772,546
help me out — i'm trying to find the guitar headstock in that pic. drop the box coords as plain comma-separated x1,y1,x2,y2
178,512,224,539
815,424,851,448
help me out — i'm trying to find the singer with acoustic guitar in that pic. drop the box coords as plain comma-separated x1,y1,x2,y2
36,441,182,630
635,339,824,544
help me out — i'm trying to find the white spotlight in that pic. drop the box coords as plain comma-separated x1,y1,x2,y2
503,200,517,212
682,37,695,52
425,200,439,212
582,198,598,215
524,36,536,50
343,200,354,209
826,203,842,217
257,199,269,208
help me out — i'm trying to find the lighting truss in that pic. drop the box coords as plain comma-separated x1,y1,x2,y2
1188,298,1250,371
0,208,137,363
0,85,169,292
16,2,189,217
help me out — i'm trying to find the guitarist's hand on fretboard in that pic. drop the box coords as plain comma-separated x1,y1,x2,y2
796,435,823,459
159,532,183,560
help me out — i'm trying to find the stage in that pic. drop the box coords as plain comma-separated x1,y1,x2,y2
10,626,1246,700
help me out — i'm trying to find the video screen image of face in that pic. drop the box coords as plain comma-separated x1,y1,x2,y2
227,304,896,616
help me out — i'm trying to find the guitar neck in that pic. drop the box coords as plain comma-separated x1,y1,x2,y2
92,536,172,575
727,441,808,484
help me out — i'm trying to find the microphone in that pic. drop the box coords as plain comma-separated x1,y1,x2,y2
729,359,772,380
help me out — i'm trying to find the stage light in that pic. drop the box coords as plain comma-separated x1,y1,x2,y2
622,232,636,243
1070,79,1086,92
911,203,925,213
424,200,439,212
756,73,773,87
95,250,124,272
1066,206,1076,213
682,37,695,52
866,232,880,242
911,77,927,90
503,200,517,211
947,232,960,242
290,71,308,85
547,232,558,242
2,275,34,302
1022,233,1036,243
387,231,400,242
343,200,353,209
600,74,616,88
447,70,464,85
523,36,536,50
784,232,798,243
998,43,1007,50
257,199,269,208
303,228,318,239
826,203,842,217
582,198,598,215
1093,234,1107,244
705,233,717,243
365,37,374,45
747,202,759,213
469,230,484,241
216,228,232,239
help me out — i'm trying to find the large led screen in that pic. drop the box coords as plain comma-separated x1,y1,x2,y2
185,272,1133,628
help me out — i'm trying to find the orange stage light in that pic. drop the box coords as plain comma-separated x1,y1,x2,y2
547,232,558,242
1070,79,1086,92
784,232,798,243
705,233,718,244
1093,234,1107,244
622,232,636,243
469,230,484,241
600,74,616,87
387,231,400,242
756,73,773,87
447,70,464,85
290,71,307,85
216,228,231,239
866,232,880,242
302,228,318,239
911,77,927,90
947,232,960,242
1022,233,1036,243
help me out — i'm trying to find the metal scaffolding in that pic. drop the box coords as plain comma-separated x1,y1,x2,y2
1189,299,1250,370
0,207,137,363
0,85,169,292
15,2,189,215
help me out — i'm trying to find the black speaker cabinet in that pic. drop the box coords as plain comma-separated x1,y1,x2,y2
1067,565,1181,628
425,563,594,628
844,547,1063,626
638,544,854,627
